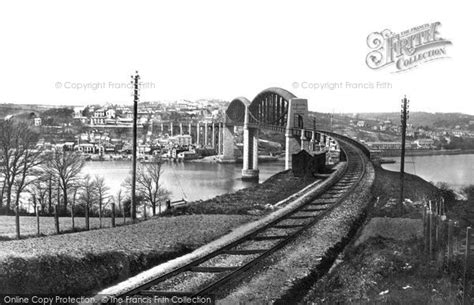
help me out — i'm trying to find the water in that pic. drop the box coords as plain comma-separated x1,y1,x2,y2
82,160,286,201
381,154,474,189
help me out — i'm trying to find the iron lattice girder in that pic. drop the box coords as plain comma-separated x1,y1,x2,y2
250,92,289,127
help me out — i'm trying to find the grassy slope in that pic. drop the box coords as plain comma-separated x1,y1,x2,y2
165,170,315,216
304,165,466,304
0,215,256,294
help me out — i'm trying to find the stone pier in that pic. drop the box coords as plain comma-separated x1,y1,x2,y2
242,107,259,180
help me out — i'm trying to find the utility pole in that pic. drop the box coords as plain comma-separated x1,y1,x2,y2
399,95,409,213
131,71,140,221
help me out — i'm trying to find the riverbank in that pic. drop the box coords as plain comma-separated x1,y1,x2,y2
0,168,315,295
164,169,316,216
302,166,468,304
376,148,474,157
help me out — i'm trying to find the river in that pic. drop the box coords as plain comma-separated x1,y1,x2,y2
82,160,286,201
381,154,474,189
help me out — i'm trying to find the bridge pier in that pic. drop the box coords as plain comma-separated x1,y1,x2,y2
300,129,307,151
242,126,259,180
218,123,223,155
241,106,259,180
221,125,236,162
212,123,216,148
196,122,200,146
284,98,309,170
204,122,208,147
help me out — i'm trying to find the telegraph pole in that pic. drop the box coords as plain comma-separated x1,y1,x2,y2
399,95,409,213
131,71,140,221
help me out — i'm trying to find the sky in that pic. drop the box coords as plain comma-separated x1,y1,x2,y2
0,0,472,114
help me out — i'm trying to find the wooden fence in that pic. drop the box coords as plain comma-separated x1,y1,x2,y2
422,200,473,304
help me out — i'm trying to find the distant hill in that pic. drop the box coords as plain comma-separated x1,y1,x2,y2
0,103,73,120
355,112,474,129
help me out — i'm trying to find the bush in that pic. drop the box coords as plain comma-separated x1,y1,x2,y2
462,185,474,205
436,182,457,209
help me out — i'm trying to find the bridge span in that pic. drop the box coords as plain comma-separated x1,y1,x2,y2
223,87,340,180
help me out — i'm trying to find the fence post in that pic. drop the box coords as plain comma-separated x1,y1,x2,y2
54,205,60,234
36,206,40,237
429,201,434,259
448,220,454,264
436,214,440,255
111,201,116,228
71,203,75,231
463,227,472,305
423,204,429,254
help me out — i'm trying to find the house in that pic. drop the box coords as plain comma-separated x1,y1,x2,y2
106,109,116,119
74,106,87,118
366,142,415,150
91,108,106,125
76,143,97,154
356,121,366,128
34,117,42,126
414,138,434,149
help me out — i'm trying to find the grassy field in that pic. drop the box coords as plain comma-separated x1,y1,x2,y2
0,216,132,239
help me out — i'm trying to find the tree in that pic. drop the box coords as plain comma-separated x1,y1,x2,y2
93,175,109,228
0,120,44,238
122,157,169,218
43,150,85,214
78,175,96,230
114,189,126,224
137,155,169,216
27,176,49,214
0,121,42,215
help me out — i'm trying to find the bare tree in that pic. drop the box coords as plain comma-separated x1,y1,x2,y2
69,184,80,230
137,155,169,216
114,188,125,224
0,120,36,215
43,149,85,214
27,176,49,214
93,175,109,228
78,175,96,230
0,120,44,238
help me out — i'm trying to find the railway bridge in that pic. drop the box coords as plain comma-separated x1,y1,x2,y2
223,87,338,179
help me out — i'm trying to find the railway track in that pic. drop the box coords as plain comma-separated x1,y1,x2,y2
108,137,368,302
